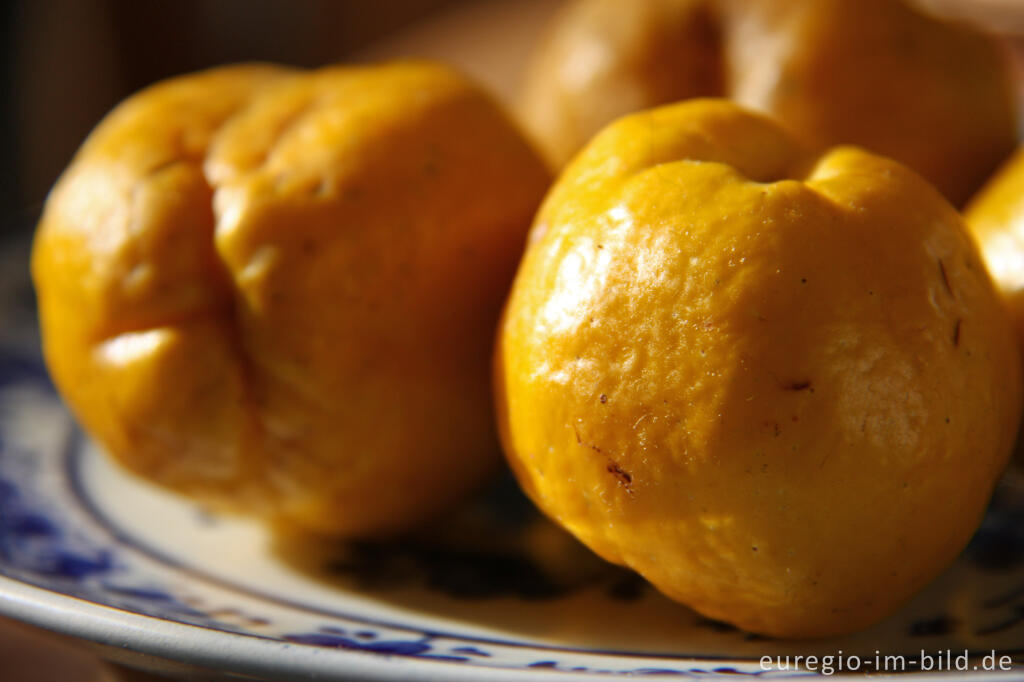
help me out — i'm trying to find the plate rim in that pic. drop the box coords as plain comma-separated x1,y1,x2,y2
5,574,1023,682
0,572,637,682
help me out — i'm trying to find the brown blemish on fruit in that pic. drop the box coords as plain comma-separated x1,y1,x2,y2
607,460,634,494
953,318,961,347
939,259,953,296
784,381,813,392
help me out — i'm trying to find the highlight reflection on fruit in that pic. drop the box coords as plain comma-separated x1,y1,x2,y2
967,148,1024,353
32,61,550,537
496,99,1022,637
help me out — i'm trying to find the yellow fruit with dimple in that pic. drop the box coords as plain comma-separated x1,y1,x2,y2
495,99,1021,637
32,62,550,536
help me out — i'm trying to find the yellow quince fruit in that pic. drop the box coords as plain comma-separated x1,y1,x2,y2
33,62,550,536
496,99,1020,637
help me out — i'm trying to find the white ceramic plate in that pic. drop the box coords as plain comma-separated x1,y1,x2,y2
1,233,1024,681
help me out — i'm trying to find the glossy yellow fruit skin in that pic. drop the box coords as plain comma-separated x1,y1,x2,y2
33,62,550,536
965,149,1024,465
520,0,1017,207
496,99,1021,637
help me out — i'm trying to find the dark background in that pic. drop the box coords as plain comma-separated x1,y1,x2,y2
0,0,475,239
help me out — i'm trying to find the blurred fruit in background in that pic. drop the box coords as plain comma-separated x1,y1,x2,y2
519,0,1018,206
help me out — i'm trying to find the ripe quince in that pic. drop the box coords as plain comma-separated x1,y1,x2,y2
496,99,1021,637
33,62,550,536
